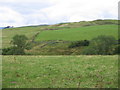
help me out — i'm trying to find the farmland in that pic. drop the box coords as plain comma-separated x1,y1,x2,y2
1,20,119,88
2,20,118,49
2,55,118,88
35,25,118,41
2,26,45,48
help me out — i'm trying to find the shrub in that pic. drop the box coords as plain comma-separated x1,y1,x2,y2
2,47,13,55
2,35,30,55
114,45,120,54
82,35,117,55
118,39,120,44
11,35,28,48
68,40,89,48
10,35,28,55
2,47,26,55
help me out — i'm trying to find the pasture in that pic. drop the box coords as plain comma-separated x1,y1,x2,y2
2,26,44,48
35,25,118,41
2,55,118,88
1,20,118,88
2,20,118,49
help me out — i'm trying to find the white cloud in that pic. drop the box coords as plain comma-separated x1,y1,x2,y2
0,0,50,3
0,0,119,27
42,0,118,22
0,7,25,26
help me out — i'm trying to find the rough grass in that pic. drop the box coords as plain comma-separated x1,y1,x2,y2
35,25,118,41
2,55,118,88
2,20,118,48
2,26,44,48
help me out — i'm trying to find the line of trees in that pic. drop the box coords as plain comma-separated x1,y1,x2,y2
82,35,118,55
68,35,119,55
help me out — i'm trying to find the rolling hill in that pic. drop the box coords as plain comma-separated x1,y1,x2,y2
1,19,118,49
2,20,119,88
35,25,118,41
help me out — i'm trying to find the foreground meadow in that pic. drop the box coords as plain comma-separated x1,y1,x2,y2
2,55,118,88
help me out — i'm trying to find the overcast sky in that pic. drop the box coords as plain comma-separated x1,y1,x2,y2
0,0,119,27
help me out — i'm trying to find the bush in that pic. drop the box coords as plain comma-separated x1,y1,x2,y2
2,47,13,55
114,45,120,54
2,47,26,55
118,39,120,44
2,35,30,55
82,35,117,55
68,40,89,48
11,35,28,54
11,35,28,48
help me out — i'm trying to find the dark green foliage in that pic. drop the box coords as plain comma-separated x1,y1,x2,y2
114,45,120,54
82,35,117,55
11,35,28,49
2,47,25,55
11,35,28,55
2,35,29,55
118,39,120,44
2,47,13,55
93,19,118,25
68,40,89,48
25,42,33,50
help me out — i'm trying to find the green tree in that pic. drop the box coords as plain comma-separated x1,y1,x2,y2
83,35,116,55
11,35,28,55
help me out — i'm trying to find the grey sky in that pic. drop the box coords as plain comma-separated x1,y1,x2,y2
0,0,118,27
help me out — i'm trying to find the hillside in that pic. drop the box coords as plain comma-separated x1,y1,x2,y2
2,20,118,88
35,25,118,41
2,19,118,48
2,19,118,55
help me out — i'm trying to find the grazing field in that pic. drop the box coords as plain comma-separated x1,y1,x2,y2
2,21,118,49
35,25,118,41
2,26,44,48
2,55,118,88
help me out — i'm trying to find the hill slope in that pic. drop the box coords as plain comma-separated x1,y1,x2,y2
35,25,118,41
2,19,118,49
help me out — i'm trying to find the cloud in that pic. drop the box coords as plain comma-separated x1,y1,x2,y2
0,0,119,27
0,7,25,26
0,0,50,3
42,0,118,22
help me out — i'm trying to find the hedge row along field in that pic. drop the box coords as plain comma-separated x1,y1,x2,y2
2,55,118,88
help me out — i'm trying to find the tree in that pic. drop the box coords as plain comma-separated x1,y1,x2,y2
68,40,89,48
11,35,28,55
2,35,33,55
114,45,120,54
82,35,116,55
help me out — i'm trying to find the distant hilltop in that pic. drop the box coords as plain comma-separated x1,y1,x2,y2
0,26,14,29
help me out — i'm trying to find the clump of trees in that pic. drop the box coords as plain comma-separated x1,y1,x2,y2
114,45,120,54
65,35,119,55
2,35,31,55
68,40,89,48
82,35,117,55
2,34,119,55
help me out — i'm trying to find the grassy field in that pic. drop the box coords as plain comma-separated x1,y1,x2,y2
2,20,118,49
35,25,118,41
2,26,45,48
2,55,118,88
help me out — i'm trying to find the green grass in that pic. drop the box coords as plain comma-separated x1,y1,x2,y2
2,26,45,48
26,42,84,55
2,55,118,88
2,20,118,49
35,25,118,41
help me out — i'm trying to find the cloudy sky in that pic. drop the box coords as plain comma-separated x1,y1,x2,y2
0,0,119,27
